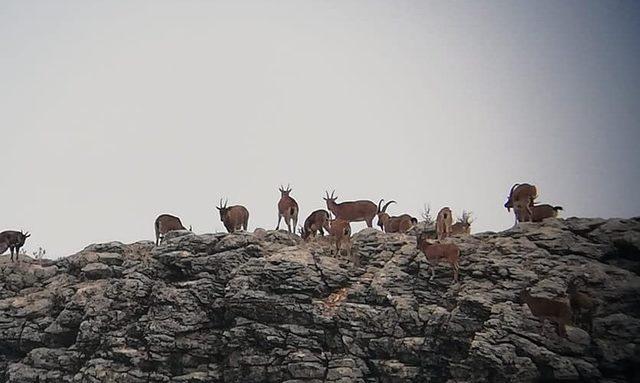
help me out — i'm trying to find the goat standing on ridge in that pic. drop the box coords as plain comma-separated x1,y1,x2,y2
217,199,249,233
154,214,191,245
276,184,299,234
0,230,31,262
436,207,453,240
324,190,377,228
504,183,538,223
300,209,331,240
327,218,357,266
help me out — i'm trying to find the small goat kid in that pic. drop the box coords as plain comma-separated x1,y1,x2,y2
517,204,563,223
328,218,357,265
0,230,31,262
324,191,377,227
217,199,250,233
436,207,453,240
416,232,460,283
519,288,572,337
300,209,331,240
154,214,190,245
376,200,418,233
276,184,299,233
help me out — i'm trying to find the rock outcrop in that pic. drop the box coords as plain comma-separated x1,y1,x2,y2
1,217,639,382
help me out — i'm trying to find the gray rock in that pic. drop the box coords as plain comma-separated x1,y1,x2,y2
1,218,639,382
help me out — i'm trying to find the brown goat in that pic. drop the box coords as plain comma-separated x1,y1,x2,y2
517,204,563,223
416,232,460,283
324,190,377,227
0,230,31,262
276,184,299,233
505,183,538,223
154,214,190,245
376,200,417,233
519,288,572,337
450,210,473,236
328,218,357,266
300,209,331,240
567,276,598,333
435,207,453,240
217,199,249,233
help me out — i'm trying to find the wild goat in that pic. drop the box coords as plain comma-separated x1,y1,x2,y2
324,190,377,227
0,230,31,262
504,183,538,223
217,199,249,233
300,209,331,240
450,210,473,236
276,184,299,233
436,207,453,240
567,276,598,333
154,214,190,245
327,218,357,265
416,232,460,283
519,288,572,338
517,204,563,223
376,200,417,233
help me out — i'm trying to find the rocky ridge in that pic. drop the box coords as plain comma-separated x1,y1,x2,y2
0,217,639,382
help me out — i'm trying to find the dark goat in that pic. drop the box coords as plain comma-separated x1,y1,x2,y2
0,230,31,262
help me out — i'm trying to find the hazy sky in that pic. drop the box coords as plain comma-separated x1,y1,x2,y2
1,1,639,258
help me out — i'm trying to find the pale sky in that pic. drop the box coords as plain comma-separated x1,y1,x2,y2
1,1,639,258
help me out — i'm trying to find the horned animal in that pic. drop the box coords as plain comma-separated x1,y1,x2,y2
154,214,190,245
519,288,572,337
217,199,249,233
300,209,331,240
450,210,473,236
0,230,31,262
324,190,377,227
435,207,453,240
567,276,598,333
504,183,538,223
416,232,460,283
327,218,357,266
517,204,563,223
376,200,417,233
276,184,299,233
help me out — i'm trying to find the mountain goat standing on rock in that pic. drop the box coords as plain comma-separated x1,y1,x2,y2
324,190,377,228
0,230,31,262
504,183,538,223
416,232,460,283
276,184,299,234
436,207,453,240
154,214,190,245
300,209,331,240
217,199,249,233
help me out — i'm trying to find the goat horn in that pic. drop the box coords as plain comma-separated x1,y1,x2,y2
382,200,396,213
377,199,384,213
509,183,520,197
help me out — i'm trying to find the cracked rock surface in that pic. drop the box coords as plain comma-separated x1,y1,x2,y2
1,217,639,382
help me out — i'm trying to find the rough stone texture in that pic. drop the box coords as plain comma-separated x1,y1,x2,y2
0,217,639,382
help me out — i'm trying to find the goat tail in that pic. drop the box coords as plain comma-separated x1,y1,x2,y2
553,206,563,211
411,217,418,224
